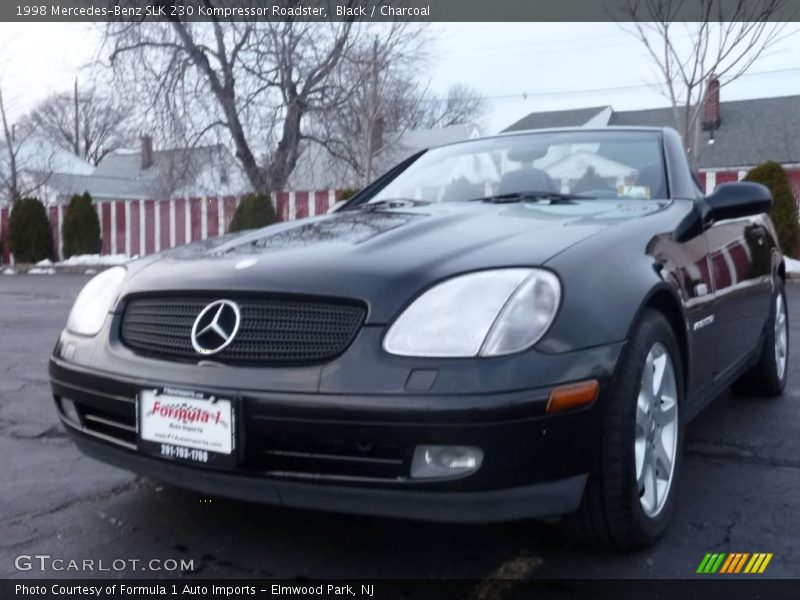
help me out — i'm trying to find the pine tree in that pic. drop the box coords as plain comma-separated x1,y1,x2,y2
62,192,101,258
9,197,53,263
744,162,798,257
229,194,277,233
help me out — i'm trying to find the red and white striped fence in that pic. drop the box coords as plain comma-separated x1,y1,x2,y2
3,170,800,265
696,166,800,199
1,190,344,264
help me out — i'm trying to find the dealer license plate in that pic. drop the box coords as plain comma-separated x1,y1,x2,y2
138,388,237,468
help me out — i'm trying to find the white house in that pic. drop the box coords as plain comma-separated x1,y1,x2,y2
287,123,483,191
0,134,94,205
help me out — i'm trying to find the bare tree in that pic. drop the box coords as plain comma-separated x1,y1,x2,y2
103,16,359,194
620,0,792,165
409,83,488,130
0,83,20,204
308,23,430,185
305,26,486,187
28,81,132,166
0,83,53,205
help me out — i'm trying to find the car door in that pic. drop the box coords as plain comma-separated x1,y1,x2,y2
653,228,717,399
704,213,773,378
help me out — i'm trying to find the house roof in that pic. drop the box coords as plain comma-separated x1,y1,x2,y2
372,124,481,174
0,134,94,178
93,144,225,181
505,106,610,131
504,95,800,170
38,172,153,200
390,123,479,151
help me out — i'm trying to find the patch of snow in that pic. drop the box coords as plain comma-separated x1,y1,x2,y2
2,267,16,275
28,267,55,275
785,256,800,274
34,258,54,267
56,254,129,267
84,268,98,275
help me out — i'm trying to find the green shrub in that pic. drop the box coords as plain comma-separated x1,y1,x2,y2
339,188,359,201
744,162,798,256
9,197,52,263
229,193,277,233
62,192,101,258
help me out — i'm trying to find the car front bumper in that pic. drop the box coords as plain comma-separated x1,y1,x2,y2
70,433,587,523
49,336,623,523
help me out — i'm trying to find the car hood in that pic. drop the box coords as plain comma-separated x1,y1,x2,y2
122,201,665,324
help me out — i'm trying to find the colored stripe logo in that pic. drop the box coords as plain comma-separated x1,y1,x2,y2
697,553,773,574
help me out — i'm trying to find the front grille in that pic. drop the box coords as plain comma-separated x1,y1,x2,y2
120,295,366,364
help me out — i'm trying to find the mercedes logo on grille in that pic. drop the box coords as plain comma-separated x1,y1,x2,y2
191,300,242,355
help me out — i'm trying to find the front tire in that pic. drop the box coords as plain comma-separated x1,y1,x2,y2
562,309,684,550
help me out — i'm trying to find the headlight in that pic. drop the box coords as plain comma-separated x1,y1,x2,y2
66,266,127,336
383,268,561,358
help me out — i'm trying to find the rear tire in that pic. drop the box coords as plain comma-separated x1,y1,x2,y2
561,309,684,550
732,280,788,397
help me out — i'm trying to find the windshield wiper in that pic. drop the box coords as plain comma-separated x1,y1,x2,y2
360,198,431,211
470,191,596,204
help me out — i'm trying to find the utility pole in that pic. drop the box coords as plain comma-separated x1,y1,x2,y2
0,84,20,205
364,36,380,186
73,78,80,157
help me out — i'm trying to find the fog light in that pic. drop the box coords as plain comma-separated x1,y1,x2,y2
60,398,81,425
411,445,483,479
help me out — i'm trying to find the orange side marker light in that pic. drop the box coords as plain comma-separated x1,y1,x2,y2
547,380,599,414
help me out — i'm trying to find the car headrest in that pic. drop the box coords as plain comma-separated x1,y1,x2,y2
497,169,558,195
507,145,548,163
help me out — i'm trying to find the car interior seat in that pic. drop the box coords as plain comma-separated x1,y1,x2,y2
497,168,558,196
635,164,668,199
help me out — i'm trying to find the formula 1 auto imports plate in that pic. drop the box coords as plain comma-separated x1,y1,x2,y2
138,388,237,468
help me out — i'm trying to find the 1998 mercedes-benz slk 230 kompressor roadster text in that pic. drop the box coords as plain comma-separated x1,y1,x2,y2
50,127,788,550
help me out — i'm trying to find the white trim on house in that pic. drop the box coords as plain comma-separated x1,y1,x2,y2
583,106,613,127
698,162,800,173
138,201,145,256
124,202,131,257
184,200,191,243
705,171,716,195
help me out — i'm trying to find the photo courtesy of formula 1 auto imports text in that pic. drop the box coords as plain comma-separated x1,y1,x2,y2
1,1,800,598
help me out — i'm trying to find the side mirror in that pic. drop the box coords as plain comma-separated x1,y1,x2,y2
704,182,771,223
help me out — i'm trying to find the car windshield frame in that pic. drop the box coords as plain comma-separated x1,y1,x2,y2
348,129,670,209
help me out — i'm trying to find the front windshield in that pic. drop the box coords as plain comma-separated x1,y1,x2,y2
368,130,667,204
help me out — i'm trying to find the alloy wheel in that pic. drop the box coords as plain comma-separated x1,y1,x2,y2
775,293,788,381
634,342,679,518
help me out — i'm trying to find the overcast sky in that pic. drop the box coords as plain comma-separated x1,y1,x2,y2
1,22,799,135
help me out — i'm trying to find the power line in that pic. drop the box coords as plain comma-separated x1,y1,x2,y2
435,29,638,58
422,65,800,104
436,25,800,62
438,37,649,62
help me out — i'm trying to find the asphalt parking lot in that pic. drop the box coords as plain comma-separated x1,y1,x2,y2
1,274,798,582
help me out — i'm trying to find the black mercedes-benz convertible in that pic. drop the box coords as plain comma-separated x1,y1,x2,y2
50,127,788,549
